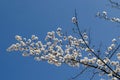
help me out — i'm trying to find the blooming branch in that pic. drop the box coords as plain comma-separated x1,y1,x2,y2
96,11,120,23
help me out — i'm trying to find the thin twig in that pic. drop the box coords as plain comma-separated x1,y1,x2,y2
71,67,88,80
74,10,120,79
90,72,99,80
109,44,120,59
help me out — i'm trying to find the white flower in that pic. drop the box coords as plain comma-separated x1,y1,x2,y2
112,38,117,42
103,57,110,64
63,36,67,40
117,56,120,60
97,59,104,66
15,35,22,41
64,54,72,59
115,67,120,73
102,11,107,16
22,52,29,57
117,53,120,57
68,35,73,40
55,62,61,66
57,27,62,31
116,18,120,22
108,46,113,51
31,35,35,40
85,48,91,52
89,59,96,64
83,35,88,39
20,41,26,46
47,60,54,64
82,57,89,64
30,50,34,55
110,61,118,66
111,44,115,48
105,51,109,54
117,53,120,60
27,39,31,43
46,42,51,46
92,57,97,62
31,35,38,40
34,49,41,54
34,57,41,61
54,38,59,42
72,17,77,24
108,72,112,77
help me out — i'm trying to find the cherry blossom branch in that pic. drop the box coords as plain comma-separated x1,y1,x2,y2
71,59,120,79
7,10,120,80
108,0,120,9
72,10,120,79
96,11,120,23
109,44,120,59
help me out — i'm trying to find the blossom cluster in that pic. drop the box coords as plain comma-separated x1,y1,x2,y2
7,26,120,80
7,27,89,67
96,11,120,23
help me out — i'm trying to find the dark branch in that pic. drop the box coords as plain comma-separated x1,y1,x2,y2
109,0,120,9
109,44,120,59
74,10,120,79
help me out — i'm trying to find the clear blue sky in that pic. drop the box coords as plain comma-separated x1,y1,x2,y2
0,0,120,80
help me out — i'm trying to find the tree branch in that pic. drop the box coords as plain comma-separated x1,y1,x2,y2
74,10,120,79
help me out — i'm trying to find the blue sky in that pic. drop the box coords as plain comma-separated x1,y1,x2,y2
0,0,120,80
